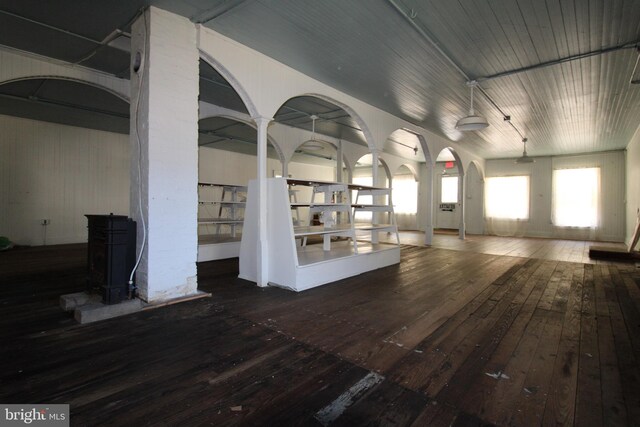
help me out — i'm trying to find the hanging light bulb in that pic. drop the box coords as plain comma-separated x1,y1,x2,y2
515,138,535,164
456,81,489,131
302,115,324,151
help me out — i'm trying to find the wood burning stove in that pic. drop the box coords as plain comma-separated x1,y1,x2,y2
85,214,136,304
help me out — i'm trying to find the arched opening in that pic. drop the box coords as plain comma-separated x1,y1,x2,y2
393,164,419,231
199,51,258,118
0,77,130,247
435,147,465,238
197,59,267,260
290,140,351,180
272,95,368,229
273,95,369,149
465,161,485,235
353,153,391,224
384,129,425,243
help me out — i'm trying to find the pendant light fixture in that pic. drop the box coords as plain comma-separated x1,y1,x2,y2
301,115,324,151
456,81,489,131
515,138,534,164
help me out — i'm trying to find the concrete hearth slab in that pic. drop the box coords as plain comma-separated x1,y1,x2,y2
74,298,144,324
60,292,101,311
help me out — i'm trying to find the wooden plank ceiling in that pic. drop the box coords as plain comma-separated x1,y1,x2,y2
0,0,638,160
204,0,640,159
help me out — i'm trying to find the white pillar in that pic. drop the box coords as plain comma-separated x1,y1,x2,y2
254,116,272,287
129,8,199,302
337,140,343,182
459,172,466,240
424,164,434,245
371,149,379,185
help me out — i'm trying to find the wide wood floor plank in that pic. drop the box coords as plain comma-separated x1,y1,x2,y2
575,264,604,427
2,238,639,426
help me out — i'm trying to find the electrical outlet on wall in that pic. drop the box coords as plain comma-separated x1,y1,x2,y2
41,219,50,225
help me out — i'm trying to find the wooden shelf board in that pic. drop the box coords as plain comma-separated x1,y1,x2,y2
293,224,354,237
198,218,244,224
286,178,387,192
290,203,350,207
198,234,242,244
354,223,396,231
198,182,247,191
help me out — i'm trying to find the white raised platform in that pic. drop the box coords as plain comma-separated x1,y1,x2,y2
284,240,400,291
198,234,241,262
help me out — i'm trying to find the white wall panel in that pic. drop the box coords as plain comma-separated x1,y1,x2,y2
485,151,625,242
626,126,640,246
0,114,129,246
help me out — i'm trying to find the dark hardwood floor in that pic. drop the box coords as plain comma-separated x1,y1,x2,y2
1,238,639,426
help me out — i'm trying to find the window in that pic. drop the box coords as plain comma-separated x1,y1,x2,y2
552,167,599,227
392,174,417,214
441,176,458,203
485,176,530,219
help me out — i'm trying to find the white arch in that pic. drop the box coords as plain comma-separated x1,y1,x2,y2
394,163,419,181
465,160,485,235
0,47,130,100
387,128,435,245
436,147,466,239
289,139,353,180
354,153,392,187
198,50,260,119
467,159,485,180
285,93,377,152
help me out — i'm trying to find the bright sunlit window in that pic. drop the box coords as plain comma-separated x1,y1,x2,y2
441,176,458,203
552,167,599,227
392,174,417,214
485,176,529,219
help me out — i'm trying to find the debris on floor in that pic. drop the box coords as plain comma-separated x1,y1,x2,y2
485,370,510,380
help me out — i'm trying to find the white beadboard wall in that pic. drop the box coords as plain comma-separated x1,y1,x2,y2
0,114,130,246
626,126,640,245
485,151,626,242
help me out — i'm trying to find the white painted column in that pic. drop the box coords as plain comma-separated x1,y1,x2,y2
424,165,434,245
458,173,466,240
282,160,288,178
129,7,199,302
371,149,379,186
336,140,343,182
254,116,272,287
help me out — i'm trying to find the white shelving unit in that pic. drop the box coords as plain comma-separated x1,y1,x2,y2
352,186,401,245
239,177,400,291
198,183,247,261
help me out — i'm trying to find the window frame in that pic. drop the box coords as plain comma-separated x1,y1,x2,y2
440,175,459,204
551,167,600,228
484,174,531,221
